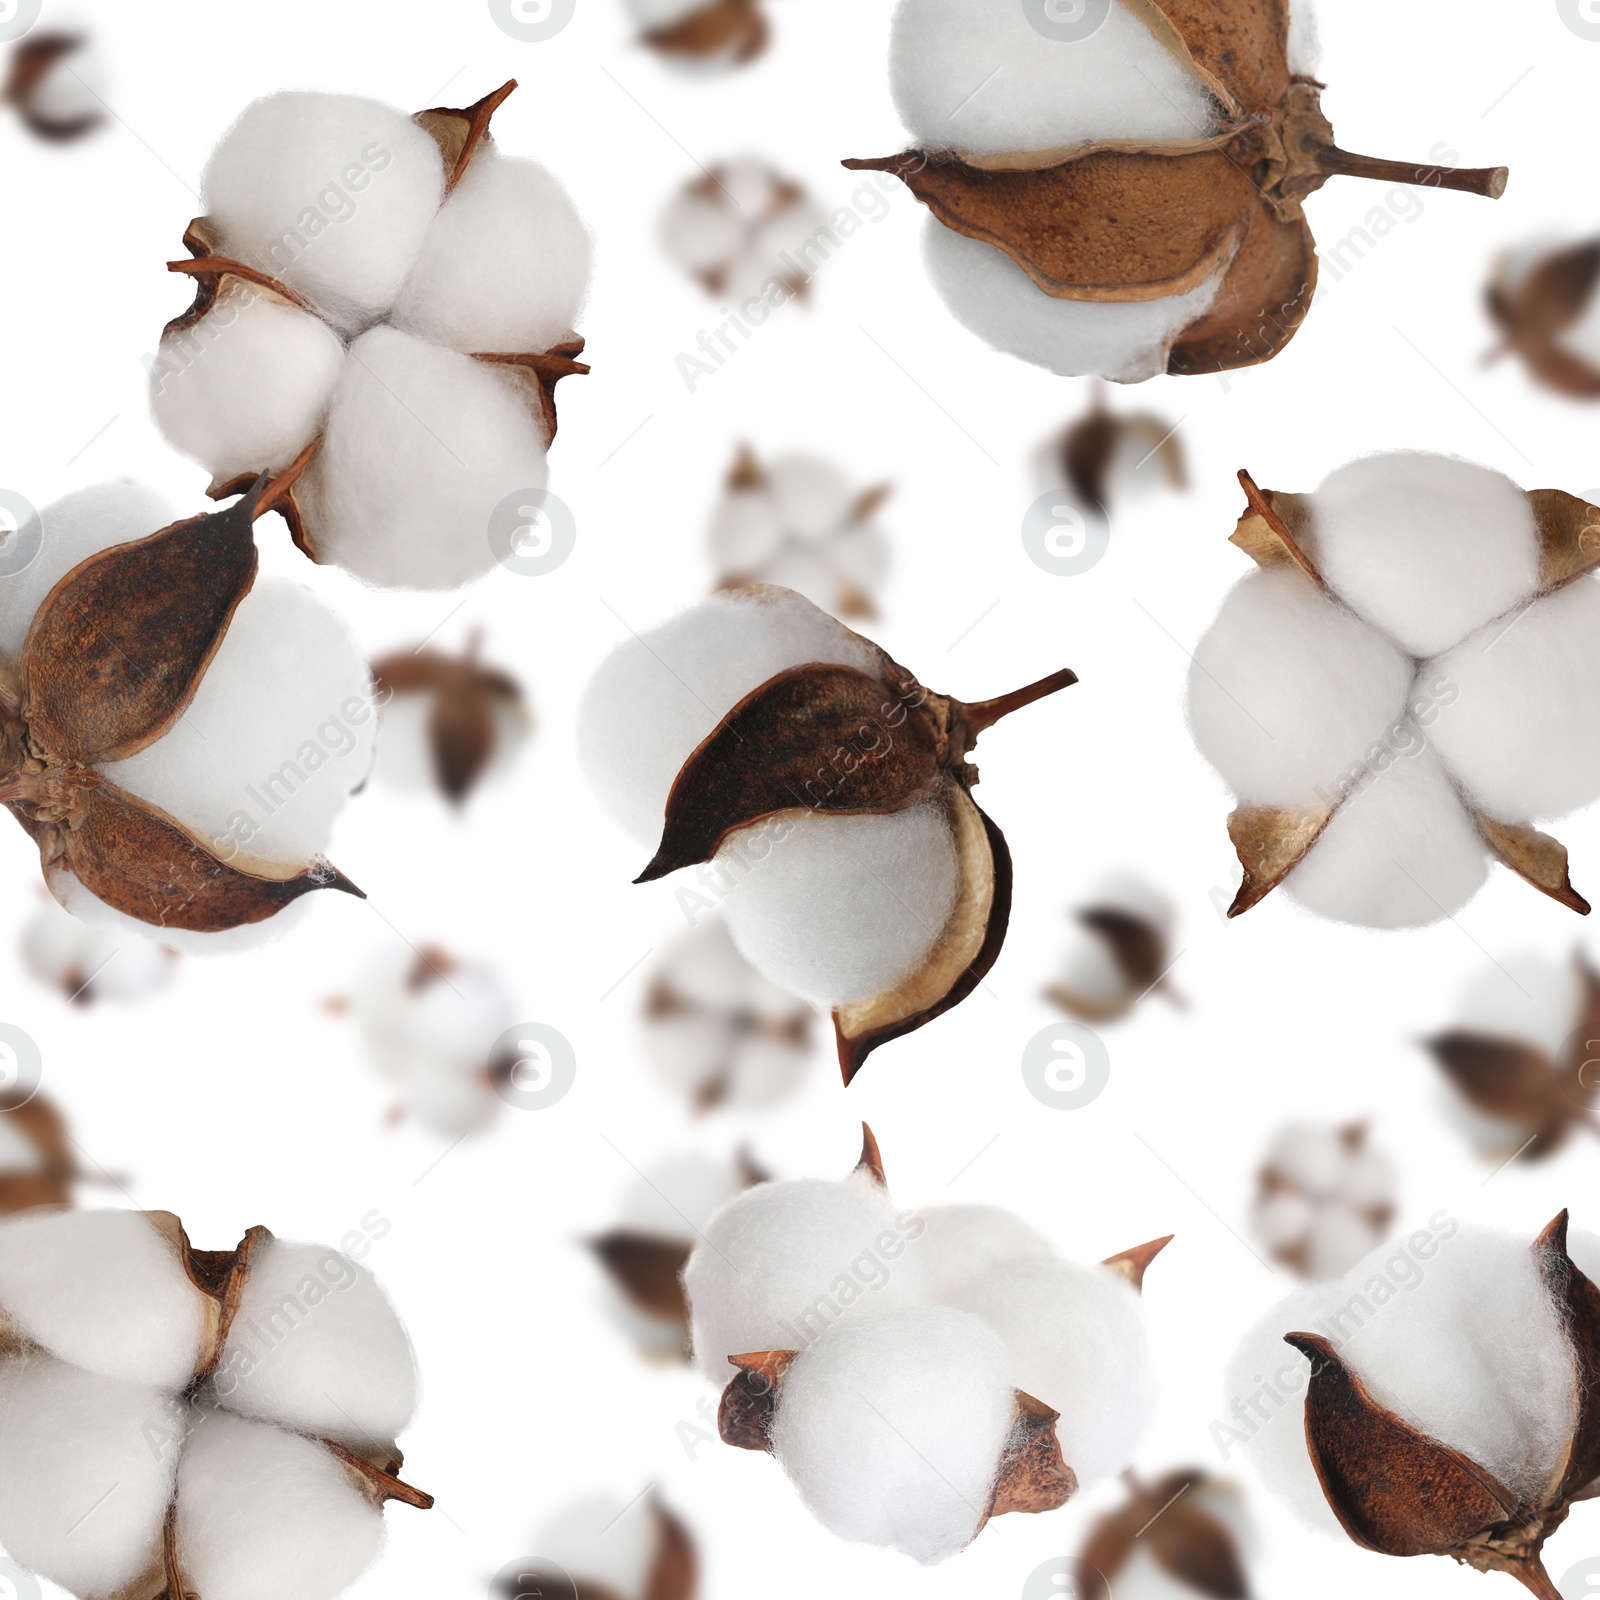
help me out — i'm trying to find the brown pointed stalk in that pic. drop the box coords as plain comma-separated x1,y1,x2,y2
960,669,1080,741
855,1123,886,1186
415,79,517,192
1303,145,1507,200
1102,1235,1174,1291
323,1439,435,1510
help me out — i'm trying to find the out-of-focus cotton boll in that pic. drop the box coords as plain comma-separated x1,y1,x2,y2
889,0,1219,161
1452,952,1582,1061
1187,565,1413,807
684,1173,927,1383
296,325,549,590
151,287,347,481
630,0,708,25
1281,751,1490,928
0,1355,184,1598
1561,283,1600,367
391,150,593,356
949,1257,1152,1491
532,1492,659,1599
0,1209,208,1388
20,896,177,1003
214,1238,418,1448
922,219,1224,383
100,578,375,874
200,92,446,334
1428,578,1600,824
175,1410,387,1600
0,482,178,659
720,803,961,1009
578,589,878,846
769,1308,1016,1564
0,1117,43,1178
914,1205,1053,1302
1303,454,1541,658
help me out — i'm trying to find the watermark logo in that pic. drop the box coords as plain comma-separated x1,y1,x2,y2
492,1023,577,1110
1559,0,1600,40
1022,0,1112,43
1022,1556,1108,1598
489,487,577,576
1023,490,1109,576
1022,1022,1110,1110
0,491,42,579
0,1026,42,1111
488,0,577,41
0,1,41,43
490,1557,578,1599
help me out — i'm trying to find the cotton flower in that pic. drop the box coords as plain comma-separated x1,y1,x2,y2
1188,452,1600,929
1041,388,1187,525
628,0,768,70
1045,875,1181,1023
149,82,592,591
1252,1122,1397,1280
686,1128,1165,1563
578,586,1075,1078
1076,1471,1257,1600
0,1209,429,1600
847,0,1506,380
1225,1212,1600,1598
0,483,371,943
1486,233,1600,399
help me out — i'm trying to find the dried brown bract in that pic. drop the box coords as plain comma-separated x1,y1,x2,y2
2,32,104,141
1046,880,1181,1023
1487,237,1600,400
1054,390,1186,518
0,1092,76,1215
1077,1470,1253,1600
639,0,768,68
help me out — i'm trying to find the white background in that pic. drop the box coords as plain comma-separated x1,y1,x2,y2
2,2,1600,1598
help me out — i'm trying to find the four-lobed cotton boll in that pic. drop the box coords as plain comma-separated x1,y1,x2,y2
1253,1124,1397,1281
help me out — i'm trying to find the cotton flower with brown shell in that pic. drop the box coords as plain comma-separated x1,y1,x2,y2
1046,876,1181,1023
2,29,105,142
1252,1122,1396,1280
1487,235,1600,400
1044,388,1187,525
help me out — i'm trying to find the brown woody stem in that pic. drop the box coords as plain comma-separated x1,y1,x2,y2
1508,1559,1563,1600
1310,145,1508,199
962,669,1078,740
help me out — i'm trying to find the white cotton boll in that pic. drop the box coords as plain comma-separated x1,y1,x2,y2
1262,1125,1345,1195
213,1238,417,1448
1429,578,1600,824
1340,1145,1395,1210
1056,935,1126,1005
533,1493,658,1599
405,961,515,1072
660,191,746,277
201,92,445,334
48,867,315,954
767,456,857,541
923,219,1223,382
1187,566,1413,808
1453,953,1581,1061
950,1257,1152,1491
390,149,593,356
0,482,177,660
890,0,1218,160
710,488,786,573
832,522,892,593
1282,751,1489,928
618,1154,744,1241
1286,2,1322,75
22,895,175,1003
296,325,549,590
0,1117,43,1177
684,1172,927,1383
1254,1192,1314,1251
578,587,880,846
721,803,961,1009
1305,1207,1380,1281
1303,454,1541,658
176,1411,385,1600
0,1209,207,1388
914,1206,1054,1303
101,578,374,875
769,1308,1016,1564
0,1356,183,1597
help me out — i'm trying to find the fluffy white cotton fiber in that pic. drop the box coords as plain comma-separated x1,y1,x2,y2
391,149,593,356
151,286,347,481
101,578,375,874
0,1209,207,1388
1187,566,1413,808
201,92,445,334
213,1238,417,1449
684,1172,926,1383
578,588,879,846
721,803,961,1009
0,1355,183,1598
950,1257,1152,1490
1304,454,1541,658
176,1411,386,1600
533,1493,658,1599
1286,1,1322,75
769,1307,1015,1564
0,482,177,660
1428,577,1600,823
296,325,549,589
890,0,1218,160
922,220,1222,382
914,1206,1053,1303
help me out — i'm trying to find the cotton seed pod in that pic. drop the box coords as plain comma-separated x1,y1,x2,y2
642,917,815,1114
692,1128,1167,1562
845,0,1506,381
0,1208,428,1600
370,633,530,804
1188,452,1600,929
149,82,592,591
1,482,370,942
1045,388,1187,522
1075,1470,1256,1600
629,0,768,70
1486,235,1600,400
1425,951,1600,1161
710,446,892,620
501,1492,698,1600
0,1095,77,1216
21,893,178,1005
1045,875,1181,1022
1227,1213,1600,1599
579,586,1076,1079
2,30,105,142
1252,1122,1396,1281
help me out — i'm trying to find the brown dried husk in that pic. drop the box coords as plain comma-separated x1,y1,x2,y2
1046,902,1182,1022
1059,396,1186,514
0,1092,76,1215
845,3,1506,376
1077,1469,1252,1600
643,0,767,65
1487,240,1600,401
163,80,590,561
1217,471,1600,918
0,485,365,933
1287,1211,1600,1599
632,591,1075,1081
2,32,104,141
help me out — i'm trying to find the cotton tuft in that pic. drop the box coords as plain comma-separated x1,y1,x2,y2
914,1205,1054,1303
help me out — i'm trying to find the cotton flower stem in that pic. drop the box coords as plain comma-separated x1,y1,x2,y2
961,669,1079,740
1309,144,1508,199
1508,1558,1563,1600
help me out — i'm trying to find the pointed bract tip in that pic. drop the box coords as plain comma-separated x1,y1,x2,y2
1536,1210,1573,1255
856,1123,887,1187
1102,1234,1173,1290
1284,1330,1337,1361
